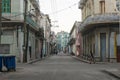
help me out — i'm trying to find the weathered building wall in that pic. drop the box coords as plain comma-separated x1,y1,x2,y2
81,0,118,20
94,0,116,14
1,0,43,63
40,14,51,56
79,0,119,62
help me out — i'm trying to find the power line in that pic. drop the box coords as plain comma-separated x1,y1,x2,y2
10,13,24,18
49,2,78,15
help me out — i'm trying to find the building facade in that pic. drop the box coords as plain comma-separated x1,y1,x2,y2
69,21,81,55
40,14,51,57
79,0,120,62
1,0,44,63
56,31,69,52
75,22,82,56
49,31,57,55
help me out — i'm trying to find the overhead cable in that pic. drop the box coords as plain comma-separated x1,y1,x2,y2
49,2,78,15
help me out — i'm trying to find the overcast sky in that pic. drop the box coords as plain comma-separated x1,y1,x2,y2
39,0,82,34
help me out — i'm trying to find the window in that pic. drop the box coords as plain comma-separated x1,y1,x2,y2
100,0,105,14
0,44,10,54
2,0,11,13
116,0,120,11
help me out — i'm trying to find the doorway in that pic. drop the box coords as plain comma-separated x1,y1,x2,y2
100,33,106,61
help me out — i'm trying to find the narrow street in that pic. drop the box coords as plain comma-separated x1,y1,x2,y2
0,52,119,80
1,0,120,80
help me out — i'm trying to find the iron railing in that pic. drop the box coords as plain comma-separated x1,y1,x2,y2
2,13,39,28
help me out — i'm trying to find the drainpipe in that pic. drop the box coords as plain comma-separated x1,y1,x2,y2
108,26,110,62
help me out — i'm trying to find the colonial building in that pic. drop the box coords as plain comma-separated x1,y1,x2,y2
40,14,51,57
56,31,69,52
1,0,44,63
69,21,81,56
49,31,57,55
75,22,82,56
79,0,120,62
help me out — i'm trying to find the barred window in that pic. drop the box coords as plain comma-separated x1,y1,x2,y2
2,0,11,13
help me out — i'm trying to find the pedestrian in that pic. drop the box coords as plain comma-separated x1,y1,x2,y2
89,50,95,64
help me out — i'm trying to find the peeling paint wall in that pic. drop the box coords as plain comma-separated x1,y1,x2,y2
81,0,118,20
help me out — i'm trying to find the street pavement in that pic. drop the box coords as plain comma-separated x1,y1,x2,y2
0,52,120,80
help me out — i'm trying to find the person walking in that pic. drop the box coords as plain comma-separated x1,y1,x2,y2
89,50,95,64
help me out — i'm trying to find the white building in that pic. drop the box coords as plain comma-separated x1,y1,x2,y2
40,14,51,56
1,0,43,63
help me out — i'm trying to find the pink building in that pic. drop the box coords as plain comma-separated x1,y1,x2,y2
75,22,82,56
76,32,82,56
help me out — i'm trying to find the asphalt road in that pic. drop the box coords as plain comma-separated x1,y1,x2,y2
0,52,119,80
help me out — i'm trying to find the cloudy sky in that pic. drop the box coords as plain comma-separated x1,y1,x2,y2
39,0,82,34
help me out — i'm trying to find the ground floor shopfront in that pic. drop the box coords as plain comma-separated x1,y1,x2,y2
81,23,120,62
0,22,43,63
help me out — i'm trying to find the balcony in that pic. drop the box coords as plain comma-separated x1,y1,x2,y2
2,12,24,21
26,16,39,29
2,13,39,29
68,38,76,45
79,13,120,31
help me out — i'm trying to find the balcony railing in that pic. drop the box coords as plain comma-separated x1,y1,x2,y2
26,16,39,29
2,12,39,29
2,12,24,21
79,13,120,31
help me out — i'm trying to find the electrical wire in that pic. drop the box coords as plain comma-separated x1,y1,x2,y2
49,2,78,15
10,13,24,18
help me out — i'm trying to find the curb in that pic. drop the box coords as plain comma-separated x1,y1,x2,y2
71,56,110,64
28,59,41,64
28,55,51,64
101,70,120,79
71,56,90,63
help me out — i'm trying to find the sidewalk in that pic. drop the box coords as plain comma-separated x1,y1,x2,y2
27,58,42,64
102,69,120,79
71,55,111,64
28,55,51,64
71,55,90,63
72,55,120,79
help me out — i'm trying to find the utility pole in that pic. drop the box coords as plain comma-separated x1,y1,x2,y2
23,0,28,62
0,0,2,44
